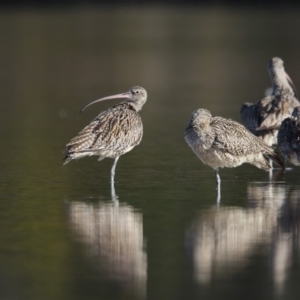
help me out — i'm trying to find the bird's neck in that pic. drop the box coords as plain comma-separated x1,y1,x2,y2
272,73,293,94
123,100,144,112
118,101,140,112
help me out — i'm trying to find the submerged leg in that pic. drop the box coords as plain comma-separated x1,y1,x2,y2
269,167,273,180
110,156,120,183
110,180,119,203
216,181,221,205
268,158,273,180
215,168,221,204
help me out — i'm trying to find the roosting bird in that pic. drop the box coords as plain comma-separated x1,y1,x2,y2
63,86,147,182
184,108,284,200
278,106,300,166
241,57,299,146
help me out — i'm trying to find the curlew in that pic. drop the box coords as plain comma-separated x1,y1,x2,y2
278,106,300,166
63,86,147,182
184,108,284,201
241,57,299,147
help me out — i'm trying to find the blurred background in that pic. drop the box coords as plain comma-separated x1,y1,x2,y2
1,2,300,300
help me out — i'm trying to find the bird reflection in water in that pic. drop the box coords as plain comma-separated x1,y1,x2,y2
271,187,300,295
186,181,300,296
67,184,147,298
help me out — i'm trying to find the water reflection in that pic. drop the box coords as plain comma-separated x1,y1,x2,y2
186,181,300,296
67,186,147,298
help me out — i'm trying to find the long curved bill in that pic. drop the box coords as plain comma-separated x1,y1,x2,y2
80,92,131,113
285,71,298,97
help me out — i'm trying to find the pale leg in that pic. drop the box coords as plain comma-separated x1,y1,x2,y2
269,168,273,180
215,168,221,204
268,158,273,180
269,158,273,169
216,182,221,205
110,156,120,183
215,168,221,185
110,180,119,204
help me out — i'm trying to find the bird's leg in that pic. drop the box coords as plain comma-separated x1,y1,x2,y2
269,167,273,180
110,156,120,183
110,179,119,204
268,158,273,180
215,168,221,185
216,181,221,205
215,168,221,204
269,158,273,169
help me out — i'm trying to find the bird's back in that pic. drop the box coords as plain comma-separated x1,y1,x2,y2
211,116,275,158
240,102,261,135
258,92,299,130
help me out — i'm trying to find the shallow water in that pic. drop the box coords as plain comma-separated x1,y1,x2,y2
1,6,300,300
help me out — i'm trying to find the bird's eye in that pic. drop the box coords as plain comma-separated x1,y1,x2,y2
135,90,140,94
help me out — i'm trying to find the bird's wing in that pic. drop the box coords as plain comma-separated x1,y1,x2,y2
91,108,143,150
65,119,102,152
240,97,273,132
240,102,260,133
258,104,294,131
291,127,300,154
256,113,282,130
211,117,272,156
66,106,143,153
278,118,300,161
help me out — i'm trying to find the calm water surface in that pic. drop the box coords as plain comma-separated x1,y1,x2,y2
1,6,300,300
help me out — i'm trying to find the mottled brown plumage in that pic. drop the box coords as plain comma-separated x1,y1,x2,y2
63,86,147,181
278,106,300,166
185,109,284,183
241,57,299,146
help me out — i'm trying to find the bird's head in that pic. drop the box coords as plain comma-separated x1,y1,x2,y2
189,108,212,128
268,57,297,96
124,86,148,112
80,86,147,113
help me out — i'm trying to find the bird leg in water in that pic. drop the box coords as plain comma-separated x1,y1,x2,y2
216,182,221,205
269,158,273,169
215,168,221,184
110,180,119,203
268,158,273,180
215,168,221,204
110,156,120,183
269,167,273,181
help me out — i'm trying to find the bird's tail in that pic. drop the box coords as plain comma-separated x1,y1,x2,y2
63,148,96,165
63,152,73,165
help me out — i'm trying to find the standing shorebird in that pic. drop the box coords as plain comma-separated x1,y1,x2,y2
241,57,299,146
185,109,284,201
278,106,300,166
63,86,147,183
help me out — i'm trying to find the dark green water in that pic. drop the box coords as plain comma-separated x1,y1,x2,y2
1,6,300,300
